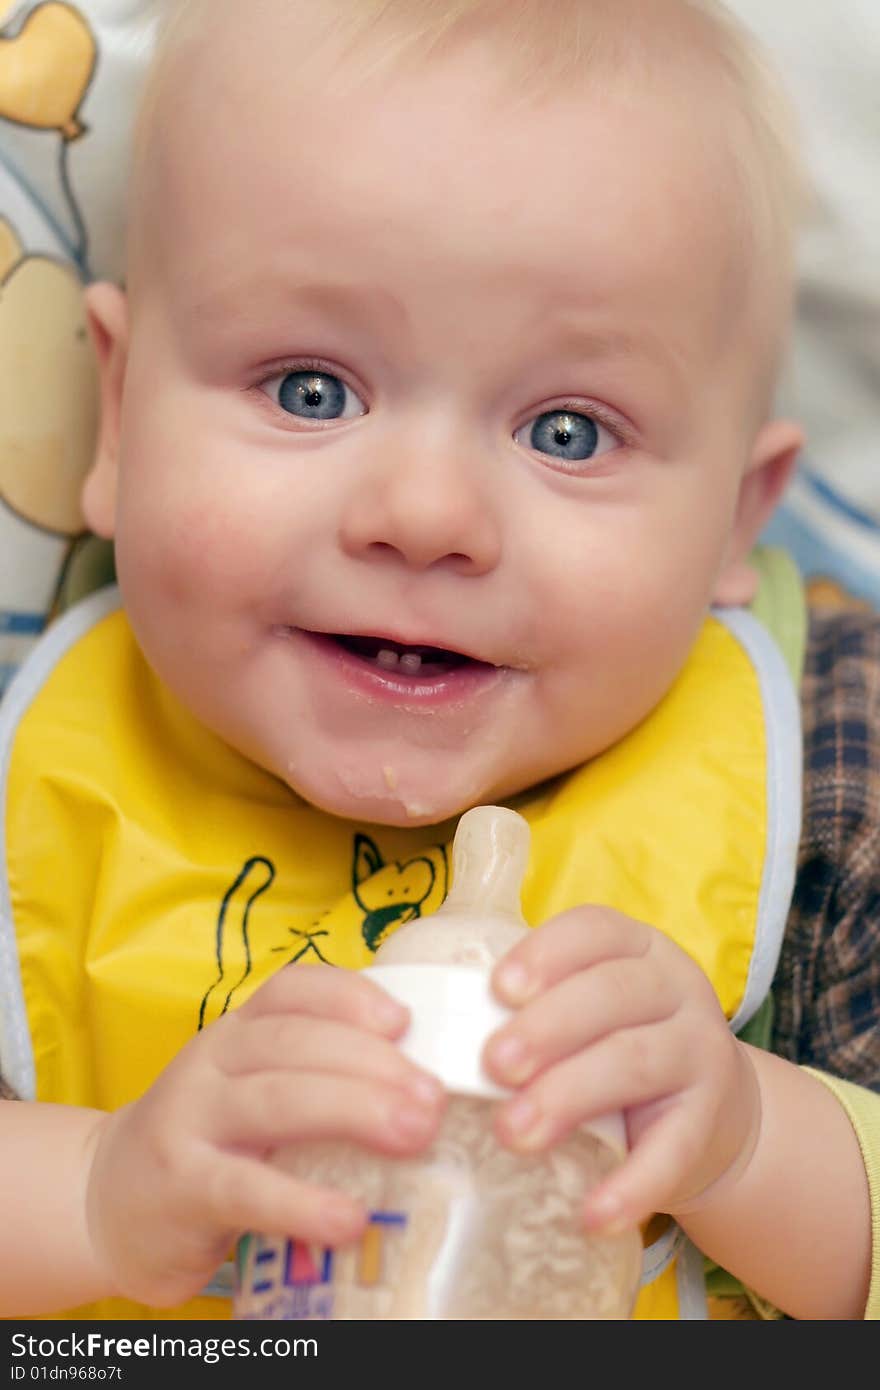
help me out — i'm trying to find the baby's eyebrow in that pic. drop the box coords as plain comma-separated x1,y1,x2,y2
550,318,678,366
543,319,689,386
181,275,409,342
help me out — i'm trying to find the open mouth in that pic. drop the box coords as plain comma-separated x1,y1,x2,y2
329,634,480,678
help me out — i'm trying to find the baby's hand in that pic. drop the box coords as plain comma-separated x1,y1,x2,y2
483,908,759,1233
82,965,445,1307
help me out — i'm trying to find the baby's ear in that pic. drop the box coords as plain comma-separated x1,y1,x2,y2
712,419,805,606
80,281,129,540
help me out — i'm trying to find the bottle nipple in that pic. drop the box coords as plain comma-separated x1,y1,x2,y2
373,805,532,968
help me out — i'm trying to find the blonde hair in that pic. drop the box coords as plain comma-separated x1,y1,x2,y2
139,0,805,392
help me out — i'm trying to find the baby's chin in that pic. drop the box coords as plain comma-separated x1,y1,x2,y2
278,751,496,828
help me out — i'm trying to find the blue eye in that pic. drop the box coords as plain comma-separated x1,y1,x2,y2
526,409,607,462
263,370,365,421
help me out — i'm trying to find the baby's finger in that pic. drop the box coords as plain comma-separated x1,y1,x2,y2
492,907,655,1007
581,1103,704,1233
234,962,408,1036
484,956,680,1087
218,1013,443,1106
493,1020,693,1152
213,1069,444,1156
200,1153,368,1248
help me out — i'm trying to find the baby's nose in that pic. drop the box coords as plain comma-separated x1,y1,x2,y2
338,446,502,575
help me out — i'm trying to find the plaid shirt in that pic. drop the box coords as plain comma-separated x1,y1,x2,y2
772,607,880,1091
1,607,879,1099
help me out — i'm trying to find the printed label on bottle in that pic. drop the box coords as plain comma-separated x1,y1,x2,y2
235,1211,408,1320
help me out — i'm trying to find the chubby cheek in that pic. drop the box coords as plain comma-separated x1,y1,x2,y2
115,480,236,619
114,404,277,623
112,456,281,735
528,516,722,739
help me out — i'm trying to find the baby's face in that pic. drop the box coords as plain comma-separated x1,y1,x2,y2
89,30,798,825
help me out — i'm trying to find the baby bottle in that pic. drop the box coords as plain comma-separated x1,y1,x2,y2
234,806,643,1320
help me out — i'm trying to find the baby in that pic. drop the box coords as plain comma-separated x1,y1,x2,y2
0,0,877,1320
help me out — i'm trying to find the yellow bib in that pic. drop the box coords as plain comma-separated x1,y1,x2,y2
0,584,802,1320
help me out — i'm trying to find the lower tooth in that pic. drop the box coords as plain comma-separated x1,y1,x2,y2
399,652,423,674
376,649,400,669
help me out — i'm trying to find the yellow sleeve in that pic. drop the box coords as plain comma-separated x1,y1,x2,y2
805,1069,880,1319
